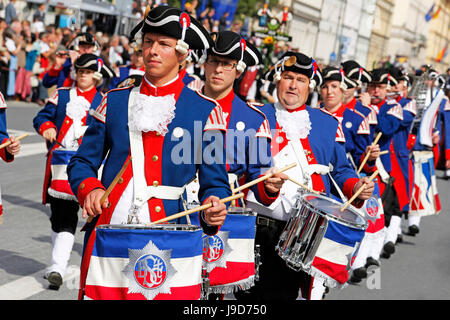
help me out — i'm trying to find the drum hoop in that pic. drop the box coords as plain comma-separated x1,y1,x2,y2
300,193,368,229
96,224,202,232
227,206,256,217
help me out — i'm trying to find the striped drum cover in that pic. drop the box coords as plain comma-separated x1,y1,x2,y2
49,149,77,201
84,224,203,300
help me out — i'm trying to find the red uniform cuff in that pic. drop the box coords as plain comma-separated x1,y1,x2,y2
446,149,450,161
47,64,63,77
39,121,57,135
343,178,360,201
257,178,279,206
359,153,375,174
76,177,105,208
0,138,14,162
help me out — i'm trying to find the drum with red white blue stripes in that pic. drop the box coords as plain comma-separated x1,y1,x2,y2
277,192,368,288
188,206,257,294
84,224,203,300
49,149,77,201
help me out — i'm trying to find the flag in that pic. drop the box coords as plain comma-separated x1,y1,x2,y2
436,44,448,62
425,4,441,22
211,0,239,23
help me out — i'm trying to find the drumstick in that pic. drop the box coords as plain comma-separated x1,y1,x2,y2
0,133,29,150
147,193,245,226
357,132,382,174
232,163,297,194
86,157,132,222
286,176,320,195
379,150,389,156
340,170,379,212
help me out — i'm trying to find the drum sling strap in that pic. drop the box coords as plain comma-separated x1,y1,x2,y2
127,86,187,224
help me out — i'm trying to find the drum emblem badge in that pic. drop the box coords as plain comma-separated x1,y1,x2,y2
123,240,176,300
202,231,232,272
364,197,379,222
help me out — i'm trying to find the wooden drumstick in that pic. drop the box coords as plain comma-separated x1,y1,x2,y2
379,150,389,156
0,133,29,150
232,163,297,194
357,132,382,174
340,170,379,212
147,193,245,226
86,157,132,222
286,176,320,195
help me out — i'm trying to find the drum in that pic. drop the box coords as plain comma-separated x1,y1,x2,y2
203,206,257,294
48,149,77,201
276,192,368,288
410,151,442,217
186,206,257,295
84,224,203,300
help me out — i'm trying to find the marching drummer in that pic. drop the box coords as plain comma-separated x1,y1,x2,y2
0,92,21,162
67,6,232,300
341,60,380,172
235,51,374,301
33,53,113,289
385,66,416,244
201,30,284,206
319,66,375,173
407,68,447,237
0,91,21,222
366,68,404,259
42,33,100,89
198,30,285,299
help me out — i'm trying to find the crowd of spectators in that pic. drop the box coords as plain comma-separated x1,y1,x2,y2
0,0,244,106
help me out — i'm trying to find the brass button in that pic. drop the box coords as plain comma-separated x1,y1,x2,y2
153,180,159,187
156,132,161,136
155,206,161,213
118,177,124,184
65,120,70,124
152,155,158,162
80,183,85,189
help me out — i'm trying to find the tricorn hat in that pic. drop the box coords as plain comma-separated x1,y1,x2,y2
130,6,214,55
74,53,115,81
208,31,262,72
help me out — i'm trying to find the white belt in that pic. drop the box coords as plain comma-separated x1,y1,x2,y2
134,185,186,208
375,157,390,184
127,87,185,222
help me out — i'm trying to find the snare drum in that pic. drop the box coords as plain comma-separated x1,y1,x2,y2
277,193,368,287
84,224,203,300
48,149,77,201
188,206,257,294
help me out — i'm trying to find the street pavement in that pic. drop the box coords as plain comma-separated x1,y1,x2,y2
0,101,449,301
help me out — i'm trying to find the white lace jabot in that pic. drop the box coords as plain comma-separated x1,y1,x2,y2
127,76,178,135
274,102,311,140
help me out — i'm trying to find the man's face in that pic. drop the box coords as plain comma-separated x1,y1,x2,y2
76,69,95,90
390,81,405,99
78,43,95,54
276,71,310,110
204,55,241,96
367,83,387,104
142,32,186,81
343,87,357,101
